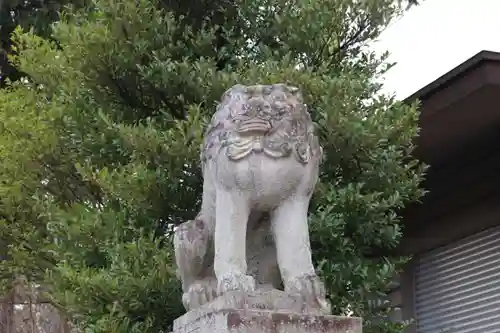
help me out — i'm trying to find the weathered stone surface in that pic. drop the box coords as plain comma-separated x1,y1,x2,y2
173,291,362,333
184,290,328,316
173,83,330,314
172,308,362,333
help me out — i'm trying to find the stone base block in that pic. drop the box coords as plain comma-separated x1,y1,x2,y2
173,308,362,333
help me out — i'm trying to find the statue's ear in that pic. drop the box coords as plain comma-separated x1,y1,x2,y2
221,84,245,102
286,86,304,102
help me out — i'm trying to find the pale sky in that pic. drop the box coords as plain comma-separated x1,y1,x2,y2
375,0,500,99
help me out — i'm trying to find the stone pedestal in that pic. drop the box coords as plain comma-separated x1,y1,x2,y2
172,291,362,333
173,308,361,333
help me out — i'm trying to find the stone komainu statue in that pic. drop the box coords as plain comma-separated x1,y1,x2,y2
173,84,330,314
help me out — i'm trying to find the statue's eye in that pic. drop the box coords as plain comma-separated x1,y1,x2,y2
232,103,249,116
259,103,273,116
274,104,289,116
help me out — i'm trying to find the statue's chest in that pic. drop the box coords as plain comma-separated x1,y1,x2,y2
210,153,306,205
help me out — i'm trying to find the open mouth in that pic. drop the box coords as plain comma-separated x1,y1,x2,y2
236,119,272,134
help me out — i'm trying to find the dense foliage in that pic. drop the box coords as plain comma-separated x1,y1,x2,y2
0,0,90,86
0,0,425,332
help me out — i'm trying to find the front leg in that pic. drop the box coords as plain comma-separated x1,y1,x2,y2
271,195,331,314
214,188,256,295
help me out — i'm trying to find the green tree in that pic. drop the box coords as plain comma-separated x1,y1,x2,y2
0,0,425,332
0,0,237,86
0,0,87,86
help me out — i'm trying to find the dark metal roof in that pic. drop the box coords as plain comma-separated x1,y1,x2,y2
398,50,500,256
404,50,500,103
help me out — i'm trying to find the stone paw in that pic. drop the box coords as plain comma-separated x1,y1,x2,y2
285,273,331,314
217,273,256,295
182,280,218,310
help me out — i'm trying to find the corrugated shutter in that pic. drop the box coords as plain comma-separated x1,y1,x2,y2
414,226,500,333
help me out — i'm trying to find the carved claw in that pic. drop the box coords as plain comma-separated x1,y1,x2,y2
217,273,256,295
285,273,331,314
182,279,218,310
